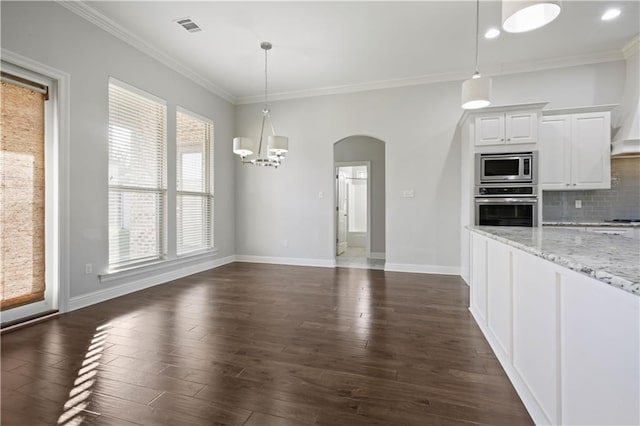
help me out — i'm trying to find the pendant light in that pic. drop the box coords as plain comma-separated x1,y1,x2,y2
233,42,288,168
462,0,492,110
502,0,561,33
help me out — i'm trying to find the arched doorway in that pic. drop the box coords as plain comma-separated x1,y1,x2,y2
333,136,385,270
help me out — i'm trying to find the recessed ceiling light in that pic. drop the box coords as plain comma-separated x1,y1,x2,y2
485,28,501,39
601,8,621,21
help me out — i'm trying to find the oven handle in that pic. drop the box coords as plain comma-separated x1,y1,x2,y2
475,198,538,204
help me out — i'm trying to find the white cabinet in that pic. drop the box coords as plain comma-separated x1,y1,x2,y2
561,269,639,426
468,231,640,426
487,240,512,359
470,233,488,324
475,110,539,146
539,115,571,187
512,251,560,425
540,111,611,190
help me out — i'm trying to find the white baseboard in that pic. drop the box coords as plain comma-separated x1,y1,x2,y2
369,252,386,260
460,272,470,286
384,263,460,275
235,255,336,268
469,307,550,426
68,255,236,312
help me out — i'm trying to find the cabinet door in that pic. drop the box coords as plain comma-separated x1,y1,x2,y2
475,114,505,145
470,233,488,324
486,239,512,359
505,111,538,144
571,112,611,189
540,115,572,190
561,270,640,425
513,252,560,425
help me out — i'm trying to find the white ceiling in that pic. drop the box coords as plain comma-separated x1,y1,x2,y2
75,1,639,104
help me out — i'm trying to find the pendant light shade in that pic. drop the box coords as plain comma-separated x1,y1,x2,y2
461,0,491,110
502,0,561,33
461,73,492,110
233,137,254,157
268,135,288,156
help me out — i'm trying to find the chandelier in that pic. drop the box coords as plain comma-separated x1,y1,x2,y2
233,42,288,168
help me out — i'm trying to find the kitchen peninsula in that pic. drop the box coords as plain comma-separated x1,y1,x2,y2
467,225,639,426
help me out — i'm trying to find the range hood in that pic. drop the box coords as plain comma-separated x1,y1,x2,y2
612,38,640,157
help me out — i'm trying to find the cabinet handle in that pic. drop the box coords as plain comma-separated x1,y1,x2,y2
566,183,570,186
507,138,511,141
573,183,577,186
501,138,504,141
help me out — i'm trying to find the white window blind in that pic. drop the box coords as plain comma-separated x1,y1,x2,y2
108,79,166,268
176,108,214,255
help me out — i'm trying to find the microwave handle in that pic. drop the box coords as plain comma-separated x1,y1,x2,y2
475,198,538,204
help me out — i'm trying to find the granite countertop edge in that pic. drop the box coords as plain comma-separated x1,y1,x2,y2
468,226,639,297
543,221,640,228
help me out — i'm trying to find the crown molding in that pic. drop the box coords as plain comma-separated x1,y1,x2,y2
237,49,624,105
236,69,471,105
55,0,236,104
622,35,640,59
488,49,623,76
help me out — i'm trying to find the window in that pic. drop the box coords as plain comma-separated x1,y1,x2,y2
176,108,214,255
108,79,166,268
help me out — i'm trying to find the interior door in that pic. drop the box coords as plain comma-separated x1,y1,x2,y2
336,168,348,255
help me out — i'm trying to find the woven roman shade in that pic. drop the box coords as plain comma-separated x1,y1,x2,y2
1,80,46,310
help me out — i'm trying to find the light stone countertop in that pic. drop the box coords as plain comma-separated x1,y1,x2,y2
468,226,640,296
543,221,640,228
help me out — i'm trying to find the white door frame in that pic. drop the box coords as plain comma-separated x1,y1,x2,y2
1,50,71,325
334,161,371,258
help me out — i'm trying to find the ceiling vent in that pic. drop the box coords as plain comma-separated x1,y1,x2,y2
175,17,202,33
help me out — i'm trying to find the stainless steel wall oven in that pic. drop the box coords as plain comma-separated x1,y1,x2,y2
474,152,539,227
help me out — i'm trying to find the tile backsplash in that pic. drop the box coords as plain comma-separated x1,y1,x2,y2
543,157,640,221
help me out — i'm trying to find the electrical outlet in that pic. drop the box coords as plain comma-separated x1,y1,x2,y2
402,189,415,198
85,263,93,274
318,191,324,199
575,200,582,209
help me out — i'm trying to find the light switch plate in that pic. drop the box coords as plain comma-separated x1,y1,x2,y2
575,200,582,209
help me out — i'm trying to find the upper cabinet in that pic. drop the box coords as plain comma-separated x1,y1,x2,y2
540,109,612,190
475,110,539,146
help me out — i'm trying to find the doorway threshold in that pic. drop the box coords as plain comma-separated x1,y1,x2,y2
335,257,385,270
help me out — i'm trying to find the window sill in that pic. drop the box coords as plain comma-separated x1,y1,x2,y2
99,248,219,284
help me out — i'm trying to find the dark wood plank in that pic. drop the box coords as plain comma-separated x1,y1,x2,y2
0,262,533,425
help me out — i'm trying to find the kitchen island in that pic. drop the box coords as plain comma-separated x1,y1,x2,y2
471,225,639,295
467,226,639,426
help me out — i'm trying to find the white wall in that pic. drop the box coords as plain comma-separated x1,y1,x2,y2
1,2,236,302
235,60,625,273
236,82,463,272
335,137,385,254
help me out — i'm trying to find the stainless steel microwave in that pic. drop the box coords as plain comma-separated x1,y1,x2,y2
475,152,537,184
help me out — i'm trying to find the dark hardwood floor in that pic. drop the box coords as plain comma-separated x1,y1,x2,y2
1,263,533,425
